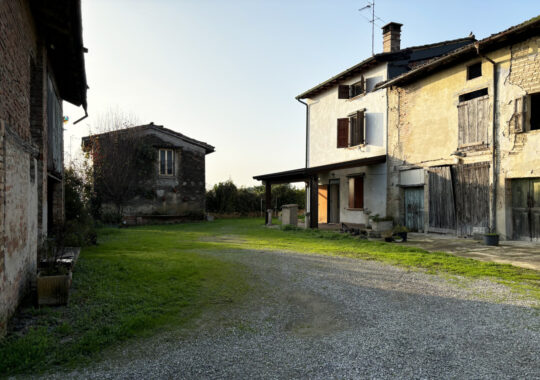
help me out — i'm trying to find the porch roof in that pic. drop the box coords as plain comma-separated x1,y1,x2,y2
253,155,386,184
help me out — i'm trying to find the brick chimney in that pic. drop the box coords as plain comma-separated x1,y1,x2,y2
382,22,402,53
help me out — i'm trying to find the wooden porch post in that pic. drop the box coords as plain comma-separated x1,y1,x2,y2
265,181,272,225
309,175,318,229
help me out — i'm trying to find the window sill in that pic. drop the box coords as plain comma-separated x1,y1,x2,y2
458,143,489,152
346,208,364,211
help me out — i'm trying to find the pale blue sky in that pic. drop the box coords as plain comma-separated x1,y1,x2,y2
64,0,540,187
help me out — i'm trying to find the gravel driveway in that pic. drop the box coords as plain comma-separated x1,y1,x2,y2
45,248,540,379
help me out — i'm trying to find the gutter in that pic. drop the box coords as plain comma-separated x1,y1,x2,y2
296,98,309,168
475,42,498,233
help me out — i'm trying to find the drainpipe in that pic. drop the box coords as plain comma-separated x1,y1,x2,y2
296,98,309,168
475,43,498,233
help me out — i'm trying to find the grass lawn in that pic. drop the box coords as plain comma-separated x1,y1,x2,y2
1,218,539,375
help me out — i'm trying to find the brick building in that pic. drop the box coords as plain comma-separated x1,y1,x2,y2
82,123,214,220
0,0,88,335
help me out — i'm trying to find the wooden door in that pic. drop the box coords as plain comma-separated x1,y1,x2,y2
328,182,340,224
452,163,490,237
404,187,424,232
318,185,328,224
428,166,456,233
512,178,540,241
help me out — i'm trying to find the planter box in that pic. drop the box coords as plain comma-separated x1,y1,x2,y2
372,220,393,232
483,234,499,246
37,271,72,306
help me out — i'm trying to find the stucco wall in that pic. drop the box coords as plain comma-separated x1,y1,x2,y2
308,64,387,167
387,36,540,239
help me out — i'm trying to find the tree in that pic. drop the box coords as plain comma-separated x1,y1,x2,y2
84,109,156,216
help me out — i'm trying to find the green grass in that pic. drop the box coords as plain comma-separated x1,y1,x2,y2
1,218,539,376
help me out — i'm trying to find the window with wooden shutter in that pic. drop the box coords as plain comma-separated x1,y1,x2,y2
338,85,350,99
349,110,365,146
159,148,174,176
348,176,364,209
457,90,489,146
337,118,349,148
514,96,526,133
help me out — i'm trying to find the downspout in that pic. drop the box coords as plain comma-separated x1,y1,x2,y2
475,43,498,233
296,98,309,168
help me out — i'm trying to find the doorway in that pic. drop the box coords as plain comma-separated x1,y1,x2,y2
512,178,540,241
404,187,423,231
328,179,340,224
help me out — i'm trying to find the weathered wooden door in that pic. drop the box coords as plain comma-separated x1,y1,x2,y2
428,166,456,233
318,185,328,224
512,178,540,241
452,163,490,237
404,187,424,232
328,181,340,224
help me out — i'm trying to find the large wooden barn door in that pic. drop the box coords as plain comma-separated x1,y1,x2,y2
452,163,490,237
512,178,540,241
404,187,424,232
428,166,456,233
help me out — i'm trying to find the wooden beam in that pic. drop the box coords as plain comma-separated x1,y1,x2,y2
265,181,272,225
309,176,318,229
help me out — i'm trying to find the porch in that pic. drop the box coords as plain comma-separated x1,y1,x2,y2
253,155,386,228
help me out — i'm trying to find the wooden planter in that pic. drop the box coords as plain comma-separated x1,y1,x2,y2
37,271,72,306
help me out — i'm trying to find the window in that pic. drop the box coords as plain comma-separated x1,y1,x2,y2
467,62,482,80
514,93,540,132
348,176,364,209
337,76,365,99
159,149,174,175
457,88,489,146
337,110,365,148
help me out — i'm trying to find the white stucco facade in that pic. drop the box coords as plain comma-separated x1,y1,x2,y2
306,64,389,225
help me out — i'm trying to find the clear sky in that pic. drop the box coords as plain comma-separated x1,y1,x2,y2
63,0,540,188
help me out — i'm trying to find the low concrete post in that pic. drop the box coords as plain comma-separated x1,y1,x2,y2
266,209,273,225
281,204,298,227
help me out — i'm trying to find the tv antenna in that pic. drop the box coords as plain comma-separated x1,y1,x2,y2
359,1,384,56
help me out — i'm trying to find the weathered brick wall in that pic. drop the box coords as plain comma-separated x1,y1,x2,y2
177,149,206,212
0,0,41,335
508,38,540,94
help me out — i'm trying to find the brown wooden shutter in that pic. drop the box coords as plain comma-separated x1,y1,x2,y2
338,85,350,99
457,102,468,146
354,176,364,208
337,118,349,148
360,76,365,94
348,177,354,208
514,96,526,133
357,110,365,144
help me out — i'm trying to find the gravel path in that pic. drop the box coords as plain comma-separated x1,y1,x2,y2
44,249,540,379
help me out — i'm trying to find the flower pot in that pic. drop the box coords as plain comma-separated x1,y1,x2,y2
37,271,72,306
483,234,499,246
393,232,408,243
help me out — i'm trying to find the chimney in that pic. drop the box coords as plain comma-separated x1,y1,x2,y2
382,22,402,53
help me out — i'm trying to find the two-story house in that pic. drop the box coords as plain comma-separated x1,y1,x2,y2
255,23,473,228
0,0,88,335
383,16,540,241
83,123,214,221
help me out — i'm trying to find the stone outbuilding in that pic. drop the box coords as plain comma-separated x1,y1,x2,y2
82,123,214,220
0,0,88,335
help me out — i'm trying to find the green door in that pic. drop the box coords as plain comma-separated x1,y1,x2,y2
404,187,424,232
512,178,540,241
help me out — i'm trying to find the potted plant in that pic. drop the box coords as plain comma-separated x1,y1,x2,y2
483,232,500,246
382,230,394,242
37,230,74,306
392,225,409,242
370,214,394,232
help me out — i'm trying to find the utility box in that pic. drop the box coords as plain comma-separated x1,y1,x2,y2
281,204,298,227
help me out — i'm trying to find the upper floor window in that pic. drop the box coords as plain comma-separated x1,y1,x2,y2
457,88,489,146
337,110,365,148
467,62,482,80
159,148,174,176
338,77,365,99
514,92,540,133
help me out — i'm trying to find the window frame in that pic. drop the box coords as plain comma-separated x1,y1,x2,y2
467,62,482,80
159,148,175,176
347,174,364,210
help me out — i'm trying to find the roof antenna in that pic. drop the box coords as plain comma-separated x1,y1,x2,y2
359,1,384,56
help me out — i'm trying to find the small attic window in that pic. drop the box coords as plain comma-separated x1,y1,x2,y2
467,62,482,80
